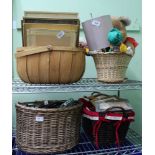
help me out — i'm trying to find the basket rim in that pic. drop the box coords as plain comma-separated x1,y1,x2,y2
16,101,82,112
16,45,85,58
91,52,132,57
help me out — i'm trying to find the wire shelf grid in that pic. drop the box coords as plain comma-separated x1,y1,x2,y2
12,78,142,94
12,128,142,155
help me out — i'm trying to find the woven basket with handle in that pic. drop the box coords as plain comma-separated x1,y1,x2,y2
16,45,85,84
92,53,132,83
16,100,82,154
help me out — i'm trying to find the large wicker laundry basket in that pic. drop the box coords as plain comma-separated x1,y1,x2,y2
92,53,132,83
16,45,85,84
16,101,82,154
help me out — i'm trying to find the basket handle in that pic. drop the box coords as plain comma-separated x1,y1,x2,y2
103,106,128,118
16,45,53,58
91,91,110,97
84,91,110,100
79,98,95,111
99,96,119,102
91,93,128,103
16,45,84,58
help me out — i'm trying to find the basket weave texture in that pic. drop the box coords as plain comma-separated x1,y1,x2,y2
92,53,132,83
16,46,85,84
16,101,82,154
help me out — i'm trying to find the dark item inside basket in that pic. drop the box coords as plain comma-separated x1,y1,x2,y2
18,99,78,108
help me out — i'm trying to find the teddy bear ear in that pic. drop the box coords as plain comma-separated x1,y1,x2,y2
119,17,131,26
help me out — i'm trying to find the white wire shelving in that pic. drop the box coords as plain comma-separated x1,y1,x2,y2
12,78,142,154
12,78,142,94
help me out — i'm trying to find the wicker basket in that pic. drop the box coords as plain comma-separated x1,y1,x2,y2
16,101,82,154
92,53,132,83
16,45,85,84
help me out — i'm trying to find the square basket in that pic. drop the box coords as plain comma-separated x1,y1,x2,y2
22,11,80,47
80,98,135,148
16,100,82,154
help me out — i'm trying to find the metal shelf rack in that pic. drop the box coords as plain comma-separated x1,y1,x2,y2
12,128,142,155
12,78,142,94
12,78,142,154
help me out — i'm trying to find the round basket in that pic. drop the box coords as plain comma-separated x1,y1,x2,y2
16,46,85,84
16,101,82,154
92,53,132,83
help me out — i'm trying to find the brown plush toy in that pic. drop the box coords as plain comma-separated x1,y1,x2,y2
111,16,138,55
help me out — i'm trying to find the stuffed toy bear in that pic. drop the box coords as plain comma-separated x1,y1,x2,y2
108,16,138,55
